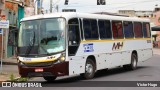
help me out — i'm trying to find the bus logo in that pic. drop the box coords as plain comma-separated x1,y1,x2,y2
23,58,32,61
83,43,94,52
112,42,123,51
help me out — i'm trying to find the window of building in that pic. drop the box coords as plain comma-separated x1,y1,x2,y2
98,20,112,39
83,19,99,40
123,21,134,38
143,22,151,38
133,22,143,38
112,21,124,39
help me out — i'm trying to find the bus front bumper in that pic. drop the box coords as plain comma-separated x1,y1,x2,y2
18,61,69,77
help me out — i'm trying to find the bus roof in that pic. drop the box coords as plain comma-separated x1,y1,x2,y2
21,12,150,22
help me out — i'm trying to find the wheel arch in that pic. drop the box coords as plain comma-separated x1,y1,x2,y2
87,55,97,70
132,50,138,62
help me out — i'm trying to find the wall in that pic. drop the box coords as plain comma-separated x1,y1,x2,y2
5,1,18,26
0,0,6,59
154,11,160,48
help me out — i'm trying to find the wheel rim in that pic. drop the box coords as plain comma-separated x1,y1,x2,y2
86,63,93,74
133,58,137,68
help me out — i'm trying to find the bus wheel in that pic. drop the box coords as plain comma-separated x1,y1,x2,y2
43,76,57,82
123,53,138,70
81,59,96,79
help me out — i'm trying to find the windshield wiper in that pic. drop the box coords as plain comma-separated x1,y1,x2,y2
25,31,36,57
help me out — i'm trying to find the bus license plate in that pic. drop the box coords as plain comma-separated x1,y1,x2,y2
35,68,43,72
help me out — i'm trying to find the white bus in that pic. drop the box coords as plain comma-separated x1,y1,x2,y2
17,12,153,81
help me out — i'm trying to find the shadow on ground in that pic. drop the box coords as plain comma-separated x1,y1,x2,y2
38,66,150,85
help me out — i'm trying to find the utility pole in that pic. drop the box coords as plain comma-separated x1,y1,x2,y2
56,5,59,12
50,0,53,13
40,0,43,13
37,0,41,14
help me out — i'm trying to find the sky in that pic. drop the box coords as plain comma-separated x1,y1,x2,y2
42,0,160,13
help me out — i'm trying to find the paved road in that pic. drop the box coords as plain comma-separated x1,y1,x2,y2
32,55,160,81
2,55,160,90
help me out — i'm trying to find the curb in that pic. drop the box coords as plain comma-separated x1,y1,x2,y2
2,62,17,65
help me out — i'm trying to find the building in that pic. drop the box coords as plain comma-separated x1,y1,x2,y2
118,10,154,18
94,12,129,17
5,0,24,58
0,0,35,60
0,0,6,59
118,10,135,17
135,11,153,18
152,8,160,48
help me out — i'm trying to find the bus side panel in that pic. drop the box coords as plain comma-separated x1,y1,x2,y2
137,48,153,62
96,51,131,70
121,51,132,65
96,54,110,70
144,49,153,61
68,56,86,75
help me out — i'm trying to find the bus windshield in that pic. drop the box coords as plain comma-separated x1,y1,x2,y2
18,18,66,57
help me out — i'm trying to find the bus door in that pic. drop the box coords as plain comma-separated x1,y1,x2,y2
68,18,80,56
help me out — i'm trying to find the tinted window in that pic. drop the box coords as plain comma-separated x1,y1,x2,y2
68,18,80,45
112,21,123,38
143,23,151,38
68,18,79,24
123,21,134,38
134,22,143,38
98,20,112,39
83,19,99,40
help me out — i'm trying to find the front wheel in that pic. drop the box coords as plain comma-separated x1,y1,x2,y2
81,59,96,79
123,53,138,70
43,76,57,82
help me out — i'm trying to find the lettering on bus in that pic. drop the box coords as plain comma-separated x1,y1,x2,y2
83,43,94,52
112,42,123,51
23,58,32,61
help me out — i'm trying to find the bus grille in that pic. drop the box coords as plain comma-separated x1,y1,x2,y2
24,62,53,67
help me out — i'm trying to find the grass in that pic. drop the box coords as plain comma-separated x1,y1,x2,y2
9,73,29,82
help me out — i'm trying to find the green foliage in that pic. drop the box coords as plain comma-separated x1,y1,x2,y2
9,73,29,82
9,74,16,81
17,77,29,82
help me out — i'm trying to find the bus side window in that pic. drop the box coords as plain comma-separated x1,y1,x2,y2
143,22,151,38
112,21,124,39
123,21,134,38
98,20,112,39
83,19,99,40
134,22,143,38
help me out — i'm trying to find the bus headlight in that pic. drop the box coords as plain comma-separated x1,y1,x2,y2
58,53,65,62
59,56,65,62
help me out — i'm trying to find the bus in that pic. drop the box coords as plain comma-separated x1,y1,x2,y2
17,12,153,81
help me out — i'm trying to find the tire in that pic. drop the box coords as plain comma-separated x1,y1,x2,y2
43,76,57,82
81,59,96,79
123,53,138,70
